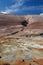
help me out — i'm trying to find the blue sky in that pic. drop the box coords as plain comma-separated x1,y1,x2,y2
0,0,43,15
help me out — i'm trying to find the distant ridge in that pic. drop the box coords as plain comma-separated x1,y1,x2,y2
0,13,43,35
0,13,24,26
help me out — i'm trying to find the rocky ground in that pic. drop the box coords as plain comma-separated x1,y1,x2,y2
0,14,43,65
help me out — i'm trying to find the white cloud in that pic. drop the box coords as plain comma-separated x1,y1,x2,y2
1,9,13,14
1,12,7,14
22,5,43,11
1,5,43,14
1,0,43,15
40,13,43,15
1,0,24,14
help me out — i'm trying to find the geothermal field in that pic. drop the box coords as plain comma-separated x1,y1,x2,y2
0,13,43,65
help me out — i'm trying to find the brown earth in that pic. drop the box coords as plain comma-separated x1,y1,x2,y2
0,13,43,35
